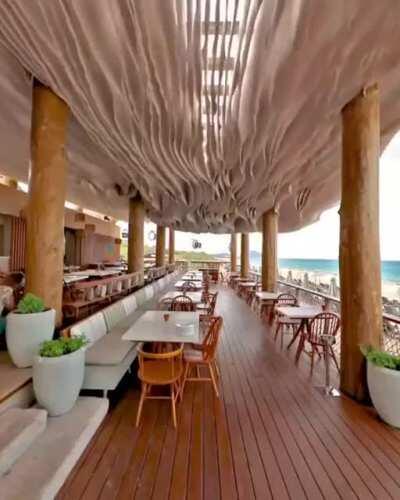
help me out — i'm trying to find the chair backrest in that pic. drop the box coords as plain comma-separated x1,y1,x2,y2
138,344,183,383
170,295,195,312
309,312,340,344
202,315,223,361
276,293,297,306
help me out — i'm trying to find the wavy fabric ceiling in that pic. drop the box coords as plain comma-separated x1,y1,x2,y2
0,1,399,233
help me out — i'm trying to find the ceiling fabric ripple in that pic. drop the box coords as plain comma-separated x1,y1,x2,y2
0,0,399,233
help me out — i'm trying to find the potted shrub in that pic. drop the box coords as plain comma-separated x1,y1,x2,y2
362,345,400,428
33,336,87,416
6,293,55,368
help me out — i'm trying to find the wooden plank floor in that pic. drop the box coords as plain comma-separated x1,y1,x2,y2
57,286,400,499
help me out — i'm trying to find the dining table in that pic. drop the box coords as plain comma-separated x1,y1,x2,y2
122,311,202,344
174,280,203,291
275,305,323,362
160,291,204,305
181,273,203,282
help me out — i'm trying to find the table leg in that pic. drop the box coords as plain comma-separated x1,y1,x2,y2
286,319,305,350
295,320,310,364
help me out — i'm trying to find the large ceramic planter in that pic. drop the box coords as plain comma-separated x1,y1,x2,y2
367,360,400,428
6,309,55,368
33,347,85,417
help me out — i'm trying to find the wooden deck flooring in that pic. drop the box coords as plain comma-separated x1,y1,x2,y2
58,287,400,499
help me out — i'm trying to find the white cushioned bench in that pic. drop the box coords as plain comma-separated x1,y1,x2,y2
70,270,183,396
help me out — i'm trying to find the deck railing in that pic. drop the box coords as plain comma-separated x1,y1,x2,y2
247,271,400,357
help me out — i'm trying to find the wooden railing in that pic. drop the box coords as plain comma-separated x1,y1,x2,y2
247,270,400,357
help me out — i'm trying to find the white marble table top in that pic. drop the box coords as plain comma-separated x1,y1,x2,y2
255,292,279,301
122,311,202,343
181,274,203,281
275,305,322,319
160,291,203,304
174,280,203,290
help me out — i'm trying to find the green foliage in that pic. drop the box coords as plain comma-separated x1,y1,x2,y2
361,345,400,371
174,251,217,262
17,293,45,314
39,336,87,358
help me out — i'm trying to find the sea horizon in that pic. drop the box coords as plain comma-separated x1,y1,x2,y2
249,256,400,284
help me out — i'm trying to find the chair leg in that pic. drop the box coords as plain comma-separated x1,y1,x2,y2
136,383,146,427
181,363,190,396
330,346,340,373
310,345,315,375
170,384,177,427
213,360,221,379
208,364,220,398
274,322,281,342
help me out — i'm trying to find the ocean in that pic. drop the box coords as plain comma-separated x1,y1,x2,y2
250,256,400,284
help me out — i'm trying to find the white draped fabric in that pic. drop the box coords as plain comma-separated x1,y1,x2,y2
0,1,399,233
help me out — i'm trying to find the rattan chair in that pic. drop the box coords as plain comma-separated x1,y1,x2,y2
182,316,223,397
136,344,184,427
170,294,195,311
301,312,341,374
274,293,300,348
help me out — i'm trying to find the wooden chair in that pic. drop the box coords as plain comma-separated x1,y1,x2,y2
181,316,223,398
170,295,195,312
274,293,300,348
301,312,341,374
136,344,184,428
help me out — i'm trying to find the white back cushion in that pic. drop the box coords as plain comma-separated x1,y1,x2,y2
144,286,154,300
102,301,126,331
70,312,107,344
122,294,137,316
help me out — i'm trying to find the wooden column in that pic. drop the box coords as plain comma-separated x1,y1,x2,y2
240,233,249,278
127,195,145,274
168,227,175,265
340,83,382,401
230,233,237,272
261,208,278,292
25,80,69,325
156,225,166,267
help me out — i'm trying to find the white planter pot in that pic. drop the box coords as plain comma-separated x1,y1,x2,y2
33,348,85,417
6,309,55,368
367,361,400,428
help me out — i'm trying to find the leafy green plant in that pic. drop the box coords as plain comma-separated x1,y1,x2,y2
39,336,87,358
361,345,400,371
17,293,45,314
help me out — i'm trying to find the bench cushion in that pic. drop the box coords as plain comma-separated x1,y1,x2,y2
134,288,147,306
102,301,126,331
144,286,154,300
122,294,137,315
70,312,107,344
85,330,137,365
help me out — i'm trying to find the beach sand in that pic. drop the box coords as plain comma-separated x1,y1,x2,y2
280,268,400,301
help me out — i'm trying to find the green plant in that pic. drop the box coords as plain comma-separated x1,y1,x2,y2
17,293,45,314
39,336,87,358
361,345,400,371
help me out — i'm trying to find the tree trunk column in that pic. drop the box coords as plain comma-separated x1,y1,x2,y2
128,195,145,275
230,233,237,272
156,225,166,267
26,81,69,325
168,228,175,265
340,83,382,401
261,208,278,292
240,233,249,278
